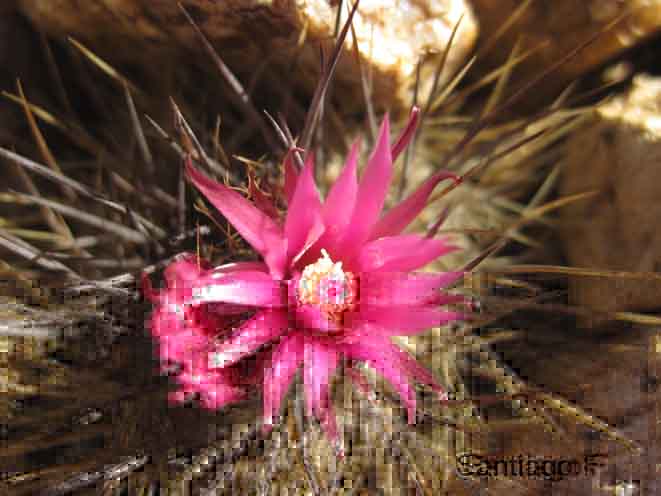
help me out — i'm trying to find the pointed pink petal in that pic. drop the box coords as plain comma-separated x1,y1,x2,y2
190,270,285,308
320,139,360,248
303,340,339,419
283,148,300,205
369,170,458,240
290,216,325,268
284,154,325,264
347,306,464,336
207,310,289,370
186,160,287,279
357,335,446,397
357,234,458,273
341,341,417,424
263,333,304,430
384,340,447,399
360,271,464,306
338,116,393,259
343,336,446,417
391,106,419,163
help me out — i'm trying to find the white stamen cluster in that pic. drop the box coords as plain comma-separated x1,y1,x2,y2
298,249,353,309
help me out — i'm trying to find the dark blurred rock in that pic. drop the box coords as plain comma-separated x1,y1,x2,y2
560,74,661,323
16,0,478,119
0,6,51,146
470,0,661,110
499,327,661,495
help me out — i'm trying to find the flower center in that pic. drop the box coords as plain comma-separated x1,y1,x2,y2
297,249,357,316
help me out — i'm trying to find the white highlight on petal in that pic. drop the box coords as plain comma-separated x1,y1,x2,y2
165,303,185,316
207,347,246,369
208,351,232,369
191,282,244,304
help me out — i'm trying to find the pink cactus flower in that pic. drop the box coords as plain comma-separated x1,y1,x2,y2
144,111,465,444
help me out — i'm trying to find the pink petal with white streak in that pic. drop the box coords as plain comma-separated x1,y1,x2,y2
390,106,419,162
370,170,457,240
190,270,285,308
186,160,287,279
207,309,289,370
263,332,304,431
320,139,360,250
349,305,464,336
212,261,269,274
303,339,339,419
284,154,325,264
360,271,464,306
338,117,393,260
366,335,446,397
341,341,418,424
357,234,458,273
